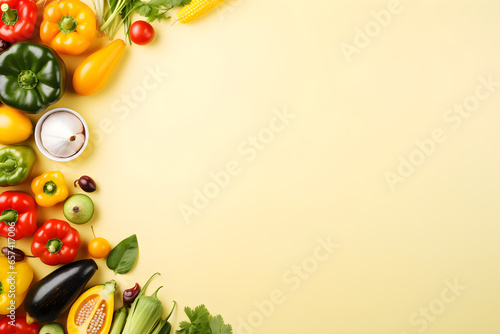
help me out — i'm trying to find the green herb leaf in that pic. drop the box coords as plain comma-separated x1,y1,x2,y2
209,315,233,334
137,4,153,17
176,305,232,334
106,234,139,274
136,0,192,22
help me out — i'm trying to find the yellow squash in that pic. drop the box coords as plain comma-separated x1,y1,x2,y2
0,257,34,315
0,105,32,145
73,39,126,96
67,280,116,334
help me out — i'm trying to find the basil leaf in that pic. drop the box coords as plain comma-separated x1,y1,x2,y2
106,234,139,274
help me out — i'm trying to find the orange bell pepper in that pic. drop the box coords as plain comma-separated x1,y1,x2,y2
40,0,96,55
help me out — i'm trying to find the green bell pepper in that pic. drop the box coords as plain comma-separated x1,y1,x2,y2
0,42,67,114
0,146,36,187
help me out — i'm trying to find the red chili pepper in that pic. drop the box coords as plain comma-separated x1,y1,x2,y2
0,316,39,334
0,0,37,43
31,219,81,266
0,191,37,240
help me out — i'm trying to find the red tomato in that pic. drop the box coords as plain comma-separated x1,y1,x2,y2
0,316,39,334
129,21,155,45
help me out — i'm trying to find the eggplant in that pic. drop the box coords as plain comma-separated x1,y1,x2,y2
24,259,98,324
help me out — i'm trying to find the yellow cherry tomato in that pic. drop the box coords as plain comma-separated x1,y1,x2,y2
0,105,32,145
88,237,111,259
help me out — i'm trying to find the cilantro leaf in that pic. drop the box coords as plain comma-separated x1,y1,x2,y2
209,315,233,334
176,305,233,334
136,0,192,22
136,5,153,17
176,320,192,334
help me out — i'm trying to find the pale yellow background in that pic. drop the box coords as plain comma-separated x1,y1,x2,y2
1,0,500,333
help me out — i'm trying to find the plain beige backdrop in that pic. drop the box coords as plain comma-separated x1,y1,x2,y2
2,0,500,333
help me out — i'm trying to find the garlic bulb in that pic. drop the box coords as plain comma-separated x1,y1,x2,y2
40,112,86,158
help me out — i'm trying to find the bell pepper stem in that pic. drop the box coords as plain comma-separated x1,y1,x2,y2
0,210,18,224
46,238,63,254
1,4,19,26
59,15,78,34
43,181,57,195
17,70,38,90
0,160,16,170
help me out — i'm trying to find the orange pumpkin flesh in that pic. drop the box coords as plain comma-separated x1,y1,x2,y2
67,280,116,334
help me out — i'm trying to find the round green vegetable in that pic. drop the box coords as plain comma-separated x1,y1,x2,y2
63,194,94,224
39,322,65,334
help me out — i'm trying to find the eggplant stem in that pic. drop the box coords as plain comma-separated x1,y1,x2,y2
26,313,36,325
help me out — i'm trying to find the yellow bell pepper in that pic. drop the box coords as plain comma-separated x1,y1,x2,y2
73,39,126,96
40,0,97,55
0,256,34,315
31,171,69,207
0,105,32,145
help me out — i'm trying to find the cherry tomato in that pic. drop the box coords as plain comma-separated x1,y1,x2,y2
88,237,111,259
0,316,39,334
129,21,155,46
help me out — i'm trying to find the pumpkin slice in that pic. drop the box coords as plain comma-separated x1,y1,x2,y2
67,280,116,334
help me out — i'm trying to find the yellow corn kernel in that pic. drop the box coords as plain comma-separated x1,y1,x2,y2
177,0,225,23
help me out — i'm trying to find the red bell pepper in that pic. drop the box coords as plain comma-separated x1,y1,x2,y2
0,191,37,240
31,219,81,266
0,316,39,334
0,0,37,43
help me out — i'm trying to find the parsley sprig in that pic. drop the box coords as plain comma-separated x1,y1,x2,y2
137,0,192,22
176,305,233,334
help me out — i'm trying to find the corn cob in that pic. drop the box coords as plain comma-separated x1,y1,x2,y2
177,0,226,24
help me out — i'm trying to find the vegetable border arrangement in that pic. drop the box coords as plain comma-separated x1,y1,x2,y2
0,0,233,333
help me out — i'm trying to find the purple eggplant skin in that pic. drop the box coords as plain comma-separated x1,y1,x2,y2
0,39,10,53
24,260,98,323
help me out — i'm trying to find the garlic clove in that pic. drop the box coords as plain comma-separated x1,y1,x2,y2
40,112,86,158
